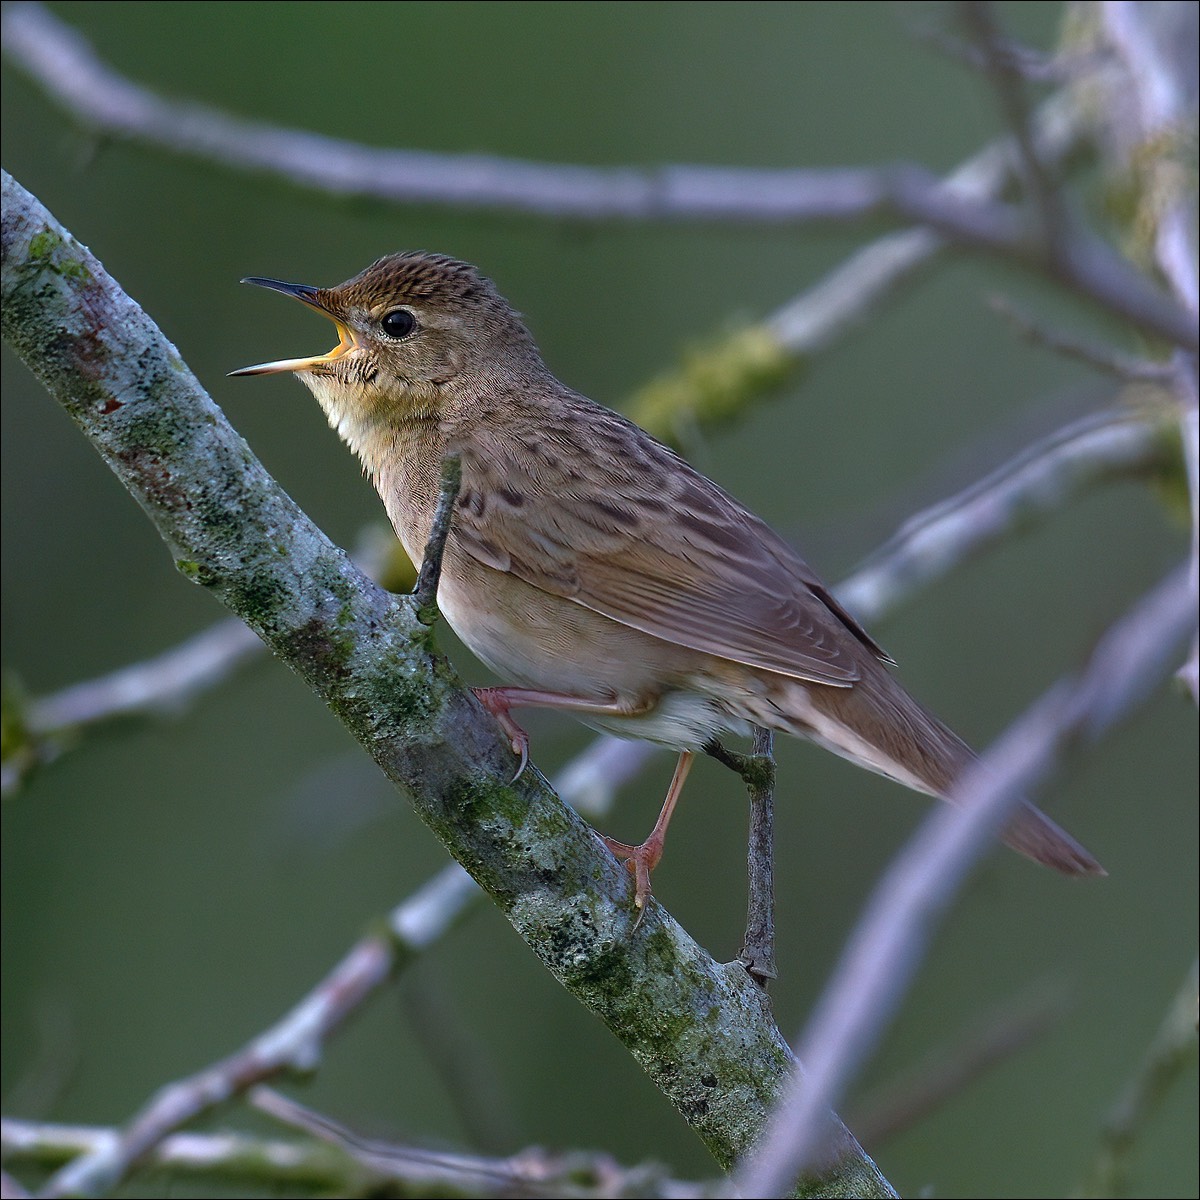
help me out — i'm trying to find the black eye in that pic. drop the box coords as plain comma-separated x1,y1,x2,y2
380,309,416,338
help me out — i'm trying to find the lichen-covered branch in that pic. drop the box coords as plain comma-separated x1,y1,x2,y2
0,173,894,1198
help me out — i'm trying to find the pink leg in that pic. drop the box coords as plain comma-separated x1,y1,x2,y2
604,749,695,915
472,686,651,780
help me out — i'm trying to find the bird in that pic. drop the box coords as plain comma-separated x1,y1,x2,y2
232,251,1103,908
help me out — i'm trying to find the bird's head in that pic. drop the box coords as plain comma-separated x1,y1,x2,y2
231,252,543,460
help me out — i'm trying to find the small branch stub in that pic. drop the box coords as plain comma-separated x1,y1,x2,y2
414,454,462,624
704,732,779,987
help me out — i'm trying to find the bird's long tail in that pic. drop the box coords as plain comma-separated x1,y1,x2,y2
998,799,1105,876
768,669,1105,877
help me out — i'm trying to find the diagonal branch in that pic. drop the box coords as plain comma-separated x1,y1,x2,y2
0,172,894,1198
734,560,1195,1196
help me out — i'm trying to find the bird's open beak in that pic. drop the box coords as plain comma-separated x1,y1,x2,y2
228,277,361,376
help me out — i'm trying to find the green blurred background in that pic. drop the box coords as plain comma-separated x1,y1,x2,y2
2,3,1195,1196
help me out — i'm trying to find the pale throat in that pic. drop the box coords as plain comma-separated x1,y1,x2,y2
298,371,426,479
297,369,444,561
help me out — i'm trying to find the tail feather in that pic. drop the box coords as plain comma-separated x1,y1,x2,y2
768,669,1106,878
1001,800,1106,877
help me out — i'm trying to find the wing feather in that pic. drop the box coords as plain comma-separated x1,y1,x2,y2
451,398,890,687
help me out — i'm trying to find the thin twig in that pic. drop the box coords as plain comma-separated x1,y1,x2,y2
1100,1,1200,315
0,0,1044,230
0,1170,32,1200
909,10,1082,83
987,293,1175,380
35,940,395,1198
741,728,777,987
414,454,462,625
839,406,1176,625
28,618,258,731
1097,2,1200,705
250,1087,706,1200
850,980,1070,1146
959,2,1067,246
1,618,261,796
32,863,482,1199
3,1110,706,1200
1078,959,1199,1198
1,526,398,797
734,561,1196,1197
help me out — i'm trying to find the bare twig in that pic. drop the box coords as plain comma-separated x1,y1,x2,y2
0,523,402,796
2,1120,355,1195
1099,1,1200,315
250,1087,706,1200
0,0,1042,230
28,618,258,731
851,981,1070,1146
1170,356,1200,703
0,1170,32,1200
704,731,778,986
1096,2,1200,705
637,82,1089,442
413,454,463,624
988,293,1175,380
958,2,1067,246
1,618,261,795
35,935,396,1198
910,11,1080,83
1078,959,1199,1198
734,560,1196,1197
839,405,1175,624
2,2,1193,352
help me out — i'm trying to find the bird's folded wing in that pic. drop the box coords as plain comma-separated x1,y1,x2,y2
451,413,891,687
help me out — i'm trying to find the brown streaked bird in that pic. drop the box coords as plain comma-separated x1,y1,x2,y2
232,252,1103,907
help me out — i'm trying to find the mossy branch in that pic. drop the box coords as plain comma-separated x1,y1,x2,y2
0,171,895,1198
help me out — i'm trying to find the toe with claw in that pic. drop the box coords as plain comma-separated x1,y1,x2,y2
602,834,663,927
472,687,531,780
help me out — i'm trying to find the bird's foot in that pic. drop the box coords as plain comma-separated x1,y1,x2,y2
602,833,665,927
471,687,530,780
